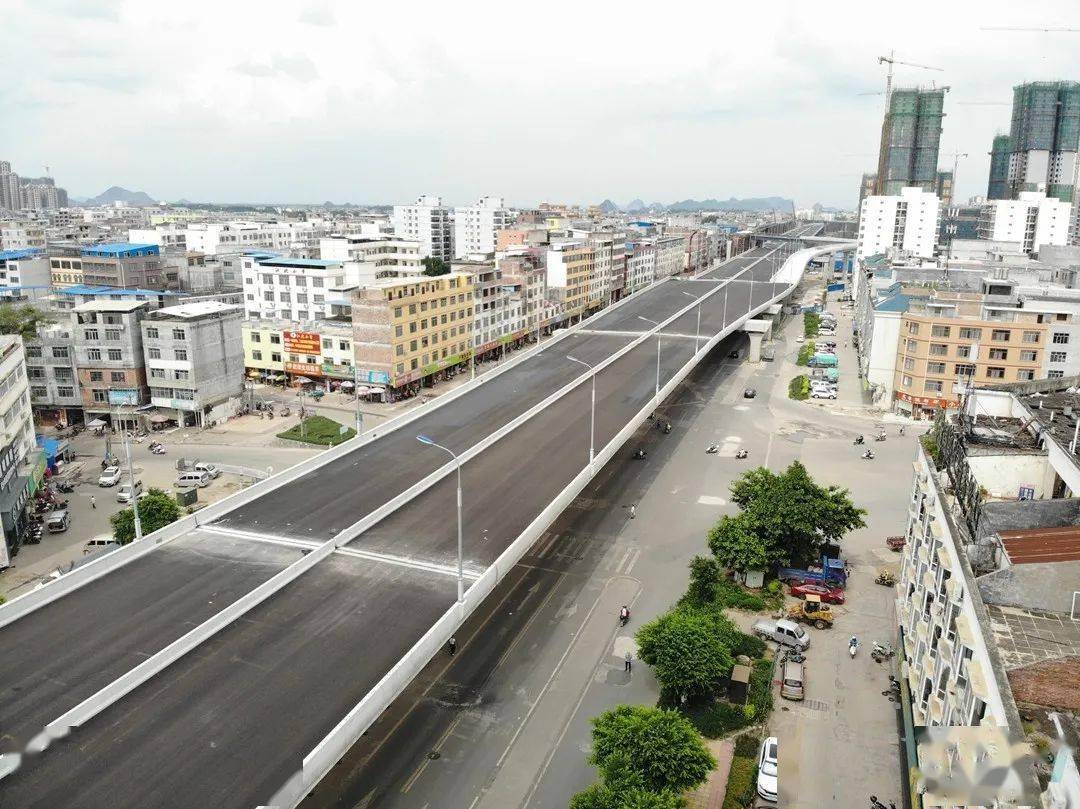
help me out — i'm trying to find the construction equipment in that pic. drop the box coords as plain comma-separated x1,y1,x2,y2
786,595,835,630
875,569,897,587
877,50,944,108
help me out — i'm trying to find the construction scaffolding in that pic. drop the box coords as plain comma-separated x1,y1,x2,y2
875,87,947,196
987,133,1011,200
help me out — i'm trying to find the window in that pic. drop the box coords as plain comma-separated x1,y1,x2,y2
322,338,332,350
90,370,103,382
986,367,1005,379
927,362,946,375
1017,369,1036,381
270,334,281,344
271,352,282,362
954,364,975,377
51,346,69,359
955,345,971,359
312,278,323,288
146,327,159,339
30,385,47,398
1048,370,1065,379
174,369,189,381
1053,332,1070,344
107,349,122,361
110,371,125,383
92,389,108,402
150,368,166,379
907,322,920,335
906,339,918,352
1019,350,1038,363
54,367,72,380
278,275,290,285
172,329,186,341
262,274,273,284
84,329,99,341
959,327,982,340
931,325,950,338
87,348,101,361
393,307,402,318
174,349,188,361
1022,331,1040,343
252,350,263,361
925,380,943,393
250,332,261,343
105,329,120,341
929,343,948,356
279,292,291,303
25,345,41,358
991,329,1010,342
148,347,161,359
1050,351,1067,363
57,386,74,398
295,276,307,287
902,375,912,388
988,348,1008,361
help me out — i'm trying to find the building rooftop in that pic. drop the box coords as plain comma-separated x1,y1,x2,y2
255,256,341,269
80,243,160,258
983,602,1080,670
0,248,43,261
72,299,150,313
998,526,1080,565
56,285,185,298
148,301,241,321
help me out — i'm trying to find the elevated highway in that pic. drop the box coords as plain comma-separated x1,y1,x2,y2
0,225,842,807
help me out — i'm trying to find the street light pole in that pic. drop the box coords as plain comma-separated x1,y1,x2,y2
416,434,464,603
638,316,661,396
566,355,596,464
681,290,701,353
120,415,142,540
353,365,363,436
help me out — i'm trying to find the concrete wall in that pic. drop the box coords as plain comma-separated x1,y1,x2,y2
966,452,1056,500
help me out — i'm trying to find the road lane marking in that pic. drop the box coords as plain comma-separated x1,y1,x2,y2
697,495,727,506
333,546,484,581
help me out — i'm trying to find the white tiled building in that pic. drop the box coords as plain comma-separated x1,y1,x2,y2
977,191,1072,256
453,196,511,259
857,186,940,263
392,195,454,262
241,255,347,321
625,242,656,294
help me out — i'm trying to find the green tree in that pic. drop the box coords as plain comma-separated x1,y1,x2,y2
725,461,865,567
685,555,722,607
421,257,451,276
636,608,735,701
569,783,681,809
110,488,182,544
706,513,772,573
589,705,715,794
0,304,52,340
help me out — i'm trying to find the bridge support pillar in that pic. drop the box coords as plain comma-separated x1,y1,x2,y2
746,331,764,363
742,318,772,364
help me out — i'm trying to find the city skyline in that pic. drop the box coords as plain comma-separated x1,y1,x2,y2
2,0,1077,208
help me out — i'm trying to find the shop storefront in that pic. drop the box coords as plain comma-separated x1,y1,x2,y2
0,439,32,569
894,391,957,421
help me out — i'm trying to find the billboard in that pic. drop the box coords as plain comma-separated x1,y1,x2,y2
284,361,322,377
283,330,322,356
108,389,140,406
356,369,389,385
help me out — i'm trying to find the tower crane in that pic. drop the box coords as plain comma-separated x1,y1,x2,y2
878,51,944,108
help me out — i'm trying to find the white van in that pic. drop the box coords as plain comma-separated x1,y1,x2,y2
176,470,210,489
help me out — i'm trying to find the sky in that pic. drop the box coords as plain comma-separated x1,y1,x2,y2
0,0,1077,210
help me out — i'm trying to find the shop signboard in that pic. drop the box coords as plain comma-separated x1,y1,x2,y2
283,330,322,356
108,389,140,406
356,369,390,385
321,362,355,379
285,361,322,377
895,391,956,409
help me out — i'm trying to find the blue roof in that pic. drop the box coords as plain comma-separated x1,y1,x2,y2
256,256,341,268
56,284,186,297
244,250,279,259
0,248,43,261
875,293,911,313
80,243,160,258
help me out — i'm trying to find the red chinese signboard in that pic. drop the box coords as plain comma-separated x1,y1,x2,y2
283,330,322,356
285,361,322,377
895,391,956,409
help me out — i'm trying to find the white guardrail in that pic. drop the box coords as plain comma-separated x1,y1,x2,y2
265,249,815,808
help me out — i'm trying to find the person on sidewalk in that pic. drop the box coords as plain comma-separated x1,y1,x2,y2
90,495,96,510
624,651,632,672
629,504,636,519
448,637,457,656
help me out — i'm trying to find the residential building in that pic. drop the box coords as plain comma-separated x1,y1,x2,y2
392,195,454,262
0,161,20,212
874,88,947,196
0,222,46,251
351,272,474,391
142,302,244,427
456,259,510,361
242,318,356,390
25,324,81,427
977,191,1072,256
129,224,188,252
182,221,322,255
934,170,953,205
0,160,69,212
50,243,171,289
545,241,594,321
241,254,346,321
1003,81,1079,203
987,133,1012,200
0,249,50,294
318,235,422,284
72,299,151,429
453,196,512,259
654,234,684,281
856,186,940,268
897,392,1080,806
625,241,656,295
497,251,547,336
0,335,35,568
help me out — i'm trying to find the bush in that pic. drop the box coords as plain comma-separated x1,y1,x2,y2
920,433,943,470
277,415,356,446
796,342,816,366
713,578,767,612
748,658,774,721
788,375,809,400
731,632,766,660
691,700,748,738
110,488,181,544
733,733,761,758
803,311,821,338
765,579,781,595
722,755,758,809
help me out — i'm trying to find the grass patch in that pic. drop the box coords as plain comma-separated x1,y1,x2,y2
714,578,768,611
803,311,821,338
788,375,810,400
277,415,356,446
796,342,816,366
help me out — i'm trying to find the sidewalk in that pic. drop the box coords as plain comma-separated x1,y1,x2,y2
685,739,735,809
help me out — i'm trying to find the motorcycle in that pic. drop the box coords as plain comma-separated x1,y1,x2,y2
55,480,76,494
619,606,630,627
853,435,865,446
633,449,647,460
735,449,748,459
871,642,895,662
705,444,720,454
849,637,859,658
663,423,672,434
862,449,875,460
149,443,166,455
875,570,896,587
874,432,887,442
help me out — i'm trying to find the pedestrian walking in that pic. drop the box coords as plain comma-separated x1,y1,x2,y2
629,504,636,519
89,495,96,510
899,425,905,436
624,651,632,672
448,637,457,656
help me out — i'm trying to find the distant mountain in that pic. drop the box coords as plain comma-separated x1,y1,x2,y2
665,197,794,212
79,186,158,207
624,198,647,211
597,199,620,214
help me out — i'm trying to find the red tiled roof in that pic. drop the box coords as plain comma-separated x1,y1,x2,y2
999,526,1080,565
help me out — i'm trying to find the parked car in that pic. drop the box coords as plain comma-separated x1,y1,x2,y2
116,479,144,504
194,462,221,479
176,470,211,489
46,509,70,533
811,389,837,400
757,737,779,802
98,466,122,487
751,617,810,650
789,581,846,604
84,535,117,554
780,658,806,701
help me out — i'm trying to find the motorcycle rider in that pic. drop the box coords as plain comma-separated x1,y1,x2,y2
619,605,630,626
854,435,864,445
849,636,859,656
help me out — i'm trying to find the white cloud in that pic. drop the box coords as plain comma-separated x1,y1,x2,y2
1,0,1077,207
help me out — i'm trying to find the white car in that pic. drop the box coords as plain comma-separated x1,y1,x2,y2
811,389,837,399
757,736,778,802
194,462,221,479
794,336,805,344
98,466,122,487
